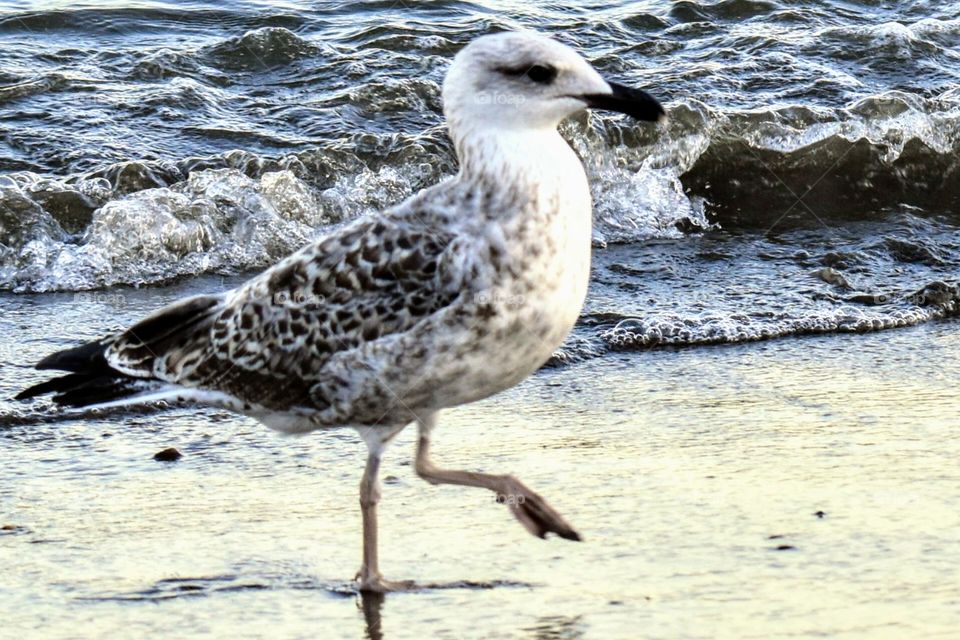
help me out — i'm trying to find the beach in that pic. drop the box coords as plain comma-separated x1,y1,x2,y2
3,280,959,638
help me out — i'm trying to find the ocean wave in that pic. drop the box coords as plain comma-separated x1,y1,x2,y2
203,27,320,71
545,278,960,365
599,290,958,349
0,168,335,292
3,85,960,291
819,19,960,60
667,93,960,224
0,73,90,104
0,109,718,291
668,0,782,22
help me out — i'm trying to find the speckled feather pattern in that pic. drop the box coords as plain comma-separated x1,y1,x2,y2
103,145,592,432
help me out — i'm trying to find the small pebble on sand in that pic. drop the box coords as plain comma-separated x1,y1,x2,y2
154,448,182,462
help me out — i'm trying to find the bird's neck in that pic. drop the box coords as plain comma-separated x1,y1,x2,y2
450,124,594,289
452,126,589,208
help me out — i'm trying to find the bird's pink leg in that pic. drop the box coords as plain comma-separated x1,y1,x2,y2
413,413,581,541
355,427,416,593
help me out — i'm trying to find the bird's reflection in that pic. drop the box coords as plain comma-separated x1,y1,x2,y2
358,591,385,640
524,614,585,639
358,591,584,640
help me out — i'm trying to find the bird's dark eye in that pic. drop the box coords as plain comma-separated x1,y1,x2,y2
526,64,557,84
495,63,558,85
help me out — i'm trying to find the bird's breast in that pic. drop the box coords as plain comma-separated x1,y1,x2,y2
390,133,595,412
456,164,593,396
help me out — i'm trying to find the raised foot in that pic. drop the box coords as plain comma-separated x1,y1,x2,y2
496,476,581,542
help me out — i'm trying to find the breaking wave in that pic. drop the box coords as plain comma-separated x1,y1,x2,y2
3,87,958,292
1,1,958,349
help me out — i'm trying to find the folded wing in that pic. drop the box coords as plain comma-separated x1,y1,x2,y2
17,213,465,414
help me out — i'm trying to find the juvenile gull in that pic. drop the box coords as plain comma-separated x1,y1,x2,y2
16,31,664,592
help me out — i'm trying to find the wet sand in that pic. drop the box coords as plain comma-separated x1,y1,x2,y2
1,283,958,639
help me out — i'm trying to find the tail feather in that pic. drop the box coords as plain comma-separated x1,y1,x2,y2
55,376,166,408
16,294,222,410
15,372,92,401
16,363,165,408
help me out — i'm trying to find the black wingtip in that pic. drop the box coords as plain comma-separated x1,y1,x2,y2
17,339,115,402
15,372,157,408
14,374,76,401
34,338,111,372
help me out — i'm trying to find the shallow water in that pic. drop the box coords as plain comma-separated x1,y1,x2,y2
3,281,960,639
2,0,960,637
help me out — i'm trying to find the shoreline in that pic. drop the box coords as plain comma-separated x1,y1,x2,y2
2,304,958,638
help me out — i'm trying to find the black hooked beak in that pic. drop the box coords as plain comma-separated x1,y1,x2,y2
581,81,665,122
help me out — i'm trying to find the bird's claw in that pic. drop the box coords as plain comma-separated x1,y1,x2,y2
496,476,581,541
355,569,418,593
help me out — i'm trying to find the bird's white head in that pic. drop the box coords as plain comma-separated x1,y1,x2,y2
442,31,665,139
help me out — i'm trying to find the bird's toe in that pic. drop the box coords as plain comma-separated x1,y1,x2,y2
356,571,418,593
498,477,581,542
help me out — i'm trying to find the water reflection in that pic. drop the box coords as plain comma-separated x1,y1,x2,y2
359,592,385,640
524,614,586,639
357,593,584,640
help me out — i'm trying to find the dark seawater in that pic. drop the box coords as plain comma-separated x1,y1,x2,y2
0,0,958,356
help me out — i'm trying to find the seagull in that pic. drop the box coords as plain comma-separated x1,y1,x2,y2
16,31,664,593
